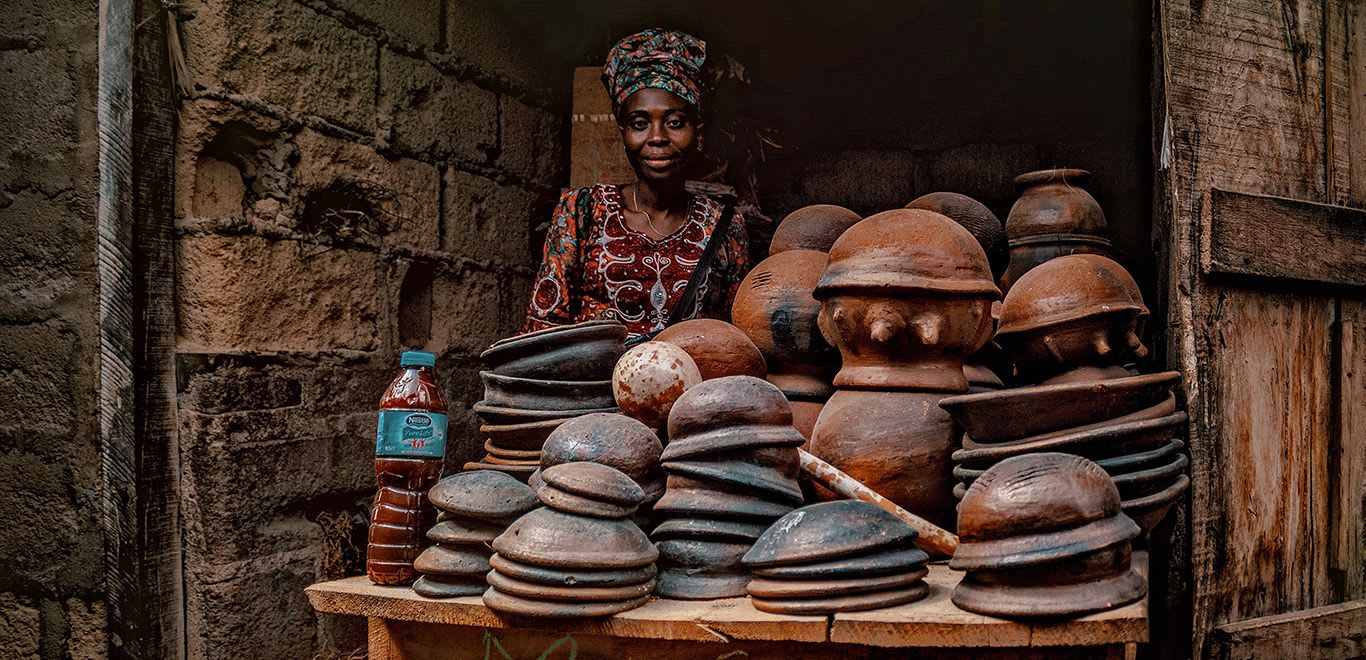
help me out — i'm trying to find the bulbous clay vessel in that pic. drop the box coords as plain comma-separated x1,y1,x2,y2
611,341,702,429
731,249,840,400
1001,168,1112,293
655,319,767,381
814,209,998,391
906,192,1008,280
996,255,1146,384
769,204,862,255
538,413,664,501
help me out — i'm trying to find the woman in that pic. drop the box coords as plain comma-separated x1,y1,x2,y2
523,28,750,342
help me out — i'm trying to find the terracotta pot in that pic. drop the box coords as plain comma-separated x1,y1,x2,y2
746,568,928,599
428,471,538,522
473,402,617,426
660,459,804,505
789,399,825,442
482,453,541,467
488,554,656,587
956,413,1186,471
611,341,702,429
1071,253,1150,345
1001,169,1112,293
483,440,541,461
482,588,648,618
480,320,627,380
768,204,862,255
666,375,807,452
479,371,615,411
906,192,1008,280
655,319,767,380
938,371,1179,444
731,249,840,398
538,485,638,519
815,209,999,391
654,570,753,600
954,438,1187,486
742,501,921,568
493,508,657,569
751,582,930,615
538,413,662,489
751,546,929,579
412,575,487,598
808,389,959,529
481,417,573,452
655,539,754,599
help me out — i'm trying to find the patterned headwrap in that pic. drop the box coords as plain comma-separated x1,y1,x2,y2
602,28,706,118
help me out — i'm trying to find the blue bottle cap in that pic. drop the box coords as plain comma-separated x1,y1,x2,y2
400,351,437,367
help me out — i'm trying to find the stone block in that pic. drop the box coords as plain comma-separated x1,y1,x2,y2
174,99,290,224
0,439,88,587
178,360,303,415
184,548,318,660
0,47,87,198
428,265,501,356
0,593,39,659
442,169,552,265
0,321,79,433
293,129,440,250
330,0,441,48
0,192,89,324
65,599,107,660
498,271,534,338
177,235,380,353
182,0,378,131
498,96,568,186
378,50,496,163
445,0,558,92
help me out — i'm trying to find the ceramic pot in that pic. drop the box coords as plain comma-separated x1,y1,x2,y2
493,507,656,570
1001,169,1112,293
952,543,1146,618
480,320,627,380
481,417,574,452
808,389,959,529
746,569,927,599
955,438,1186,485
789,399,825,442
611,341,702,429
906,191,1008,280
479,371,615,411
461,461,537,481
731,249,840,399
655,319,767,380
768,204,862,255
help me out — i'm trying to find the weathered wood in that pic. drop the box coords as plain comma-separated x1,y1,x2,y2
1201,189,1366,286
1209,599,1366,659
1326,2,1365,206
1333,300,1366,601
570,66,633,188
369,617,392,660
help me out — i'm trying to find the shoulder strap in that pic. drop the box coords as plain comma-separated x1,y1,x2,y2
626,202,736,347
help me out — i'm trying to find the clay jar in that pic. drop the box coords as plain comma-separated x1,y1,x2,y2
1002,168,1112,293
996,254,1145,384
655,319,767,381
768,204,862,255
814,209,998,391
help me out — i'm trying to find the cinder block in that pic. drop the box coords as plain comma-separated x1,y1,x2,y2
178,360,303,415
378,49,496,163
442,169,553,265
498,96,568,186
329,0,441,48
0,193,87,323
0,321,79,432
184,549,318,660
174,99,289,225
0,593,39,659
177,235,380,353
498,272,535,338
445,0,557,92
64,599,107,660
428,265,502,356
0,47,84,198
182,0,378,131
0,439,99,591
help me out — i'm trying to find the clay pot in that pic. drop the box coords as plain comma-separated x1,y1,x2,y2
486,569,655,603
962,390,1176,450
954,412,1187,467
808,389,959,529
742,501,920,568
611,341,702,429
651,517,770,542
768,204,862,255
493,508,656,569
751,547,930,579
541,460,646,509
427,518,503,545
731,249,840,399
952,544,1146,618
750,582,930,615
412,575,487,598
906,192,1008,280
1001,169,1113,293
665,375,807,452
1071,253,1150,343
538,413,663,490
482,454,540,467
483,440,540,461
489,554,656,587
655,319,768,381
428,471,538,523
480,320,627,380
1111,453,1188,500
479,371,615,411
955,438,1186,484
481,417,573,452
814,209,998,391
938,371,1180,444
482,588,649,618
661,459,804,506
653,478,798,520
473,402,617,426
789,400,824,442
654,539,754,599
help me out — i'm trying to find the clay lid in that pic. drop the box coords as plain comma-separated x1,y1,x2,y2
653,569,756,600
750,546,929,579
997,255,1144,336
541,462,646,508
816,210,999,297
667,375,797,443
746,567,928,599
428,471,538,522
653,476,797,520
660,459,804,505
413,545,493,577
489,553,657,587
486,569,655,603
611,341,702,429
906,192,1008,279
427,518,504,545
660,425,807,462
538,413,662,485
954,411,1187,467
539,485,637,519
952,453,1140,571
650,517,770,542
655,319,768,380
742,501,920,568
750,582,930,615
479,371,616,411
656,538,752,568
480,320,627,380
952,558,1146,618
482,588,648,618
493,507,658,569
769,204,863,255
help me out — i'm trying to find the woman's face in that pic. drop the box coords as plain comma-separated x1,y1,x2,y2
618,88,698,182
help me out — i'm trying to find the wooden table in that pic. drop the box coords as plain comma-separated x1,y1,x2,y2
307,554,1148,659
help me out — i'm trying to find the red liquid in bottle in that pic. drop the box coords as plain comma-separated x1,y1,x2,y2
368,351,448,585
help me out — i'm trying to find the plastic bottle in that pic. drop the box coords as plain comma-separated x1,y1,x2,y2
368,351,448,585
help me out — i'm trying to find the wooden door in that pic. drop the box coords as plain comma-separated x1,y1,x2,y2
1156,1,1366,657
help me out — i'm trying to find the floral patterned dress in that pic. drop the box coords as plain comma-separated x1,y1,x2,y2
523,184,750,340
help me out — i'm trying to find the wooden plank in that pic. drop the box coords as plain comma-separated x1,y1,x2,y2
368,617,392,660
570,66,633,188
1332,299,1366,600
1210,598,1366,659
1201,189,1366,286
1327,2,1365,206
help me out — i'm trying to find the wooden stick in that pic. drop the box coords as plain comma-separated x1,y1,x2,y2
798,449,959,556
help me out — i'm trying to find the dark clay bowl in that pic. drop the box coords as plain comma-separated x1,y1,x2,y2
473,402,617,426
1123,474,1189,538
954,439,1185,484
482,417,574,452
959,392,1176,450
479,371,615,411
952,412,1188,468
939,371,1180,443
1112,453,1189,500
480,321,627,380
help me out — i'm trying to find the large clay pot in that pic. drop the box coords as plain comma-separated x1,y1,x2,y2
1001,168,1112,293
906,192,1008,280
655,319,767,381
768,204,862,255
807,389,959,529
731,249,839,400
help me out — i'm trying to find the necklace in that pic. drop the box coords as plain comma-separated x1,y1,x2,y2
631,186,667,238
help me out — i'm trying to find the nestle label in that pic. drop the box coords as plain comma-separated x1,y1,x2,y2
375,410,448,458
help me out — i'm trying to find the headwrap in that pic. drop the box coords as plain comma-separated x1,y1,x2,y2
601,28,706,118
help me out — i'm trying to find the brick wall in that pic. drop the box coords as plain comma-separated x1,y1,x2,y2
173,1,568,656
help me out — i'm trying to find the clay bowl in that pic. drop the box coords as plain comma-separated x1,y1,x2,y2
951,548,1146,619
473,402,617,426
1123,474,1189,537
483,439,541,461
483,588,648,618
412,575,487,598
492,508,658,569
650,517,770,542
742,501,919,568
489,554,656,587
960,391,1177,450
938,371,1180,443
751,546,928,580
654,569,754,600
660,426,807,462
481,417,573,452
952,412,1188,468
479,371,615,411
480,320,627,380
660,459,804,505
1113,453,1189,500
462,461,537,481
655,319,768,380
482,453,541,467
486,569,655,603
413,545,494,577
751,582,930,615
746,567,928,599
427,518,504,545
428,471,538,522
954,439,1185,485
537,483,640,519
656,538,751,568
653,480,796,521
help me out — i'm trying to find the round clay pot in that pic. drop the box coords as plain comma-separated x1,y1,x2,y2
428,471,537,522
541,461,646,510
666,375,804,449
538,413,662,488
493,508,657,569
481,417,574,452
482,588,648,618
962,390,1177,451
746,567,928,599
612,341,702,429
480,320,627,380
906,191,1008,280
1001,169,1112,293
951,542,1146,618
769,204,862,255
1123,474,1189,539
742,501,920,568
655,319,768,381
751,582,930,615
807,389,960,529
489,553,656,587
789,399,824,442
473,402,618,426
486,569,655,602
479,371,615,411
1071,253,1150,340
750,546,928,579
731,249,840,399
412,575,487,598
538,485,637,519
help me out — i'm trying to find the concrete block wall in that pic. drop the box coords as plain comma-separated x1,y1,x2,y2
0,1,110,658
174,1,568,657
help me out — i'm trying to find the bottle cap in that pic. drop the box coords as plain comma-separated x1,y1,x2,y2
400,351,437,367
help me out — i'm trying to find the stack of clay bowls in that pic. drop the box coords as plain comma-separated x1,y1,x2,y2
807,209,999,530
951,453,1147,618
527,413,665,513
469,320,627,480
412,471,538,598
651,376,807,599
485,462,657,618
1001,168,1114,294
741,501,930,614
